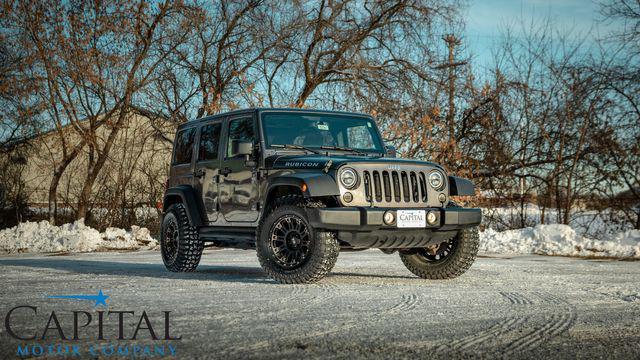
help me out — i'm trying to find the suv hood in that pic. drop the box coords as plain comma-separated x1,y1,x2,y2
265,154,444,171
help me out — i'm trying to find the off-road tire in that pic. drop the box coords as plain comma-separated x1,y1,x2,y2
161,203,203,272
256,195,339,284
399,227,479,279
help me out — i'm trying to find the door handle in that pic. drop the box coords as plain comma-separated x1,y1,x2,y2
194,168,205,178
220,167,232,176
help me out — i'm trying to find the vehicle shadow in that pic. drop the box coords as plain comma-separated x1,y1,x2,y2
0,258,418,284
0,258,271,284
330,272,415,280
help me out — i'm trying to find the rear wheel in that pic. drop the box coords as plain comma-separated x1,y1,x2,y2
161,203,203,272
256,195,339,284
399,227,479,279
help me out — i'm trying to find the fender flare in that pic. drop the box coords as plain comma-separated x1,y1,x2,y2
266,173,340,198
163,185,205,227
448,176,476,196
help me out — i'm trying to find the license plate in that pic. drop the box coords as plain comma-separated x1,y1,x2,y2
396,210,426,228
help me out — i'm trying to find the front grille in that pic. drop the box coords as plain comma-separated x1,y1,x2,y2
363,170,428,205
338,163,448,208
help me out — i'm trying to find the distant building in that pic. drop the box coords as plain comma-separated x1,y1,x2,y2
16,109,176,209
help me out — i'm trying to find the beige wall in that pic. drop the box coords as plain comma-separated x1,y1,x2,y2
22,113,176,208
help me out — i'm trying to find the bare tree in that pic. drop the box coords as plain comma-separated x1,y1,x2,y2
265,0,460,107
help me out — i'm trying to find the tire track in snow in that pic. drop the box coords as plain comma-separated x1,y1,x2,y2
499,291,534,305
434,315,532,353
288,282,339,305
387,293,421,312
505,311,575,354
502,291,577,355
435,291,576,356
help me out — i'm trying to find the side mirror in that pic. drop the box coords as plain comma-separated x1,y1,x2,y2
385,145,397,158
231,140,253,157
231,140,256,167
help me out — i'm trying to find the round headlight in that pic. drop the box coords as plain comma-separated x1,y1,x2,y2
339,167,358,189
428,170,445,190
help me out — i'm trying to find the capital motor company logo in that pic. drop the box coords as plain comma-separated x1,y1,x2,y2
3,289,181,358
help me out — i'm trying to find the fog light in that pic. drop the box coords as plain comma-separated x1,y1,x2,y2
383,211,395,225
426,211,437,225
343,192,353,203
438,193,446,203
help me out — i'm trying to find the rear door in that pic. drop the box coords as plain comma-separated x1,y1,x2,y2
219,115,259,223
193,121,223,223
169,127,197,187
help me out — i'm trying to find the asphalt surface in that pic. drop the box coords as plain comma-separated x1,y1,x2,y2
0,249,639,359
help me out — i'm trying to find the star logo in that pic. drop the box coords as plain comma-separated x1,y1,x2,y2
47,289,109,307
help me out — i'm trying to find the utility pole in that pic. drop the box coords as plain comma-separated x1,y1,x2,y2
443,34,461,143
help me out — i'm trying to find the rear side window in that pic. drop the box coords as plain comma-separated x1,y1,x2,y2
198,123,222,161
173,128,196,165
226,117,255,158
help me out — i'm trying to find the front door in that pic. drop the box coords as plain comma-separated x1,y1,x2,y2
192,121,223,223
219,116,259,223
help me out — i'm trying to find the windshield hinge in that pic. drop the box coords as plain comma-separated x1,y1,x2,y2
323,159,332,173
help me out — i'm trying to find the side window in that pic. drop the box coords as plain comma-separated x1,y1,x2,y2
198,123,222,161
226,117,255,158
173,128,196,165
346,125,375,149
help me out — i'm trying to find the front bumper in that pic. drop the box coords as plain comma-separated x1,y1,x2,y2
306,206,481,249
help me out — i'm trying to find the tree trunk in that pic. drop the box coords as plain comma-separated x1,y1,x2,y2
76,182,93,220
295,83,314,108
76,105,130,221
47,174,60,223
47,142,86,223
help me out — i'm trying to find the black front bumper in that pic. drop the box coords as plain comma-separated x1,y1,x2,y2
306,207,481,249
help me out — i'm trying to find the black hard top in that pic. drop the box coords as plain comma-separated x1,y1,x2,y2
177,108,373,130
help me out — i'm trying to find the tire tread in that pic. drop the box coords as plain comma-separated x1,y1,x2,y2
400,227,479,279
162,203,203,272
256,195,339,284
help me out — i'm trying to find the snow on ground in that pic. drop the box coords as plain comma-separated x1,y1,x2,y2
480,224,640,258
3,205,640,259
0,220,158,254
1,250,639,358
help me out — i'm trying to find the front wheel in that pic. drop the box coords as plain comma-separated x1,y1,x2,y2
256,195,339,284
399,227,479,279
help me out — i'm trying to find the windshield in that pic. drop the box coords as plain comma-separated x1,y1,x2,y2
261,112,384,153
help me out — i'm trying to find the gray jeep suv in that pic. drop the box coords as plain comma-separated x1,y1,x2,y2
161,108,481,283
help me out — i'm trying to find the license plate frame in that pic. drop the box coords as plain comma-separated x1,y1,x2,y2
396,210,426,228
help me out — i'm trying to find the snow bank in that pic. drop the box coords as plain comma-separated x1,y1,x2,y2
480,224,640,258
481,204,634,240
2,218,638,259
0,220,158,254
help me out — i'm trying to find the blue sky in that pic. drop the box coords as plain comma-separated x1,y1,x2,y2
464,0,622,69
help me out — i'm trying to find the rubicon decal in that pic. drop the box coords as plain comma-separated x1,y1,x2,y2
283,161,320,168
4,289,181,358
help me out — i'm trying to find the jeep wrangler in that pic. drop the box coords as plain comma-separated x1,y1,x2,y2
161,108,481,284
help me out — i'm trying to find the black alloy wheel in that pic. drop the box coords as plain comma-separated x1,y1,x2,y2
268,214,312,269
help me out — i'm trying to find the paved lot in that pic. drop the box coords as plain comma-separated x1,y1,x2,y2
1,249,639,359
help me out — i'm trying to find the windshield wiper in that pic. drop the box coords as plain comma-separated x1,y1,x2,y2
271,143,321,155
320,145,367,155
